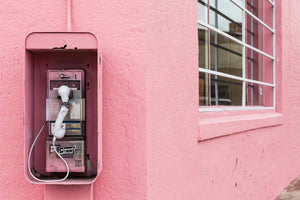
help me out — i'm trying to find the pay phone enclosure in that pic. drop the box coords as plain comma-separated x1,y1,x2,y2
24,32,102,184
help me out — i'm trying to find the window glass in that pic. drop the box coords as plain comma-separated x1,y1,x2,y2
198,26,208,69
209,0,243,40
210,30,243,77
211,76,243,106
246,0,273,28
246,48,273,84
198,0,208,23
246,13,273,56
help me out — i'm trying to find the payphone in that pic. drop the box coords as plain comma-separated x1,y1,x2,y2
46,70,86,173
25,32,101,184
28,70,86,182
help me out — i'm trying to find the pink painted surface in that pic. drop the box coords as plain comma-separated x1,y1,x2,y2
44,184,93,200
26,32,97,50
0,0,300,200
198,112,283,141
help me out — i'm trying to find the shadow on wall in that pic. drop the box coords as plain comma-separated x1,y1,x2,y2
276,176,300,200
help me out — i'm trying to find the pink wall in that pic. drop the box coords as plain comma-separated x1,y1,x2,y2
0,0,300,199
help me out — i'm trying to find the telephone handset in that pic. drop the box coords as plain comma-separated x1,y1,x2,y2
51,85,70,139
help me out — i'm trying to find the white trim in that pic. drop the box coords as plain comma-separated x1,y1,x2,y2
245,44,274,60
199,106,275,112
267,0,275,6
199,68,275,87
214,0,219,106
273,0,276,107
242,0,246,106
250,0,254,105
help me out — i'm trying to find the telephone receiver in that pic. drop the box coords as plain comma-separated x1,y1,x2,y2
51,85,70,139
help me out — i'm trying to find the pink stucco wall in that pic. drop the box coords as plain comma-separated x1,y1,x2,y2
0,0,300,199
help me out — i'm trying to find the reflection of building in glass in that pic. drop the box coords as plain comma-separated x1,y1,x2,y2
199,22,243,106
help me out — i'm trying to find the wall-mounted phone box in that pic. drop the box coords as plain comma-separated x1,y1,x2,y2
24,32,102,184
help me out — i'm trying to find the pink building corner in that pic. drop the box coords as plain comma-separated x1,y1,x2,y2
0,0,299,200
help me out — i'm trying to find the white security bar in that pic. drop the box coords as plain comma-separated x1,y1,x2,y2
273,0,276,107
198,68,275,87
267,0,275,6
242,0,246,106
199,106,275,112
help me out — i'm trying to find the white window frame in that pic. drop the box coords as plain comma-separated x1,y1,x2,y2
198,0,276,112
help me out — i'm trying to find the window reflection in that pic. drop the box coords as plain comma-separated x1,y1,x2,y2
246,83,273,106
246,12,273,56
209,0,242,40
198,26,208,69
246,48,273,84
197,0,208,23
199,72,243,106
210,31,243,77
211,76,242,106
246,0,273,28
199,72,209,106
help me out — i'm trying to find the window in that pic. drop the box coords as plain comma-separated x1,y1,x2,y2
198,0,276,111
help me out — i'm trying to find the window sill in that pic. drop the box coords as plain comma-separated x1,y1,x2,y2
198,111,283,142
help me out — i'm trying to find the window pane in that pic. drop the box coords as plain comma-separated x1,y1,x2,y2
209,0,243,41
246,0,273,28
246,12,273,56
247,83,273,106
198,26,208,69
199,73,243,106
198,0,208,23
210,30,243,77
199,72,209,106
211,76,243,106
246,48,273,84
